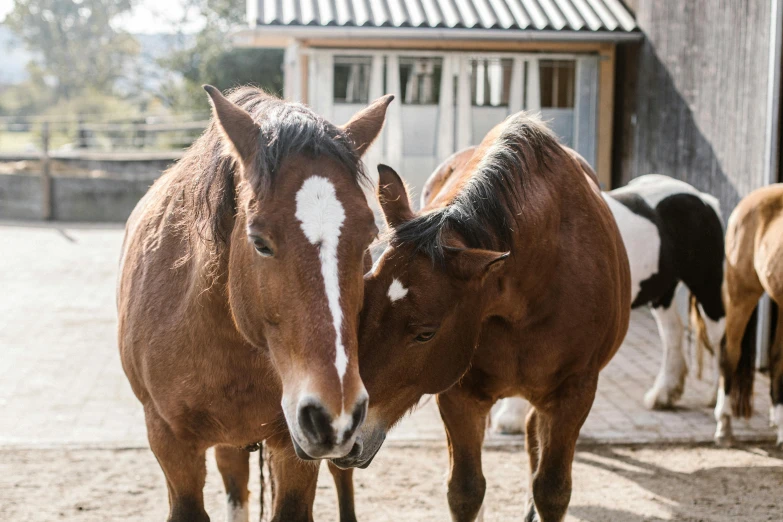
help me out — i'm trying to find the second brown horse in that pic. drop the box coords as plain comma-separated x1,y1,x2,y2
338,113,630,521
268,113,630,521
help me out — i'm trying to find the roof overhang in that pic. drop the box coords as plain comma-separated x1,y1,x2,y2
233,25,643,48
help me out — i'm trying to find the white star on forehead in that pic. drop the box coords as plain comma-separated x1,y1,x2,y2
387,278,408,303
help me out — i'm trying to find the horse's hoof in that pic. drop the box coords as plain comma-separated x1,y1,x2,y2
715,433,734,448
643,388,673,410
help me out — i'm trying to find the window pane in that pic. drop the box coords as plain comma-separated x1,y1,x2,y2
334,56,372,104
470,58,512,107
399,57,442,105
539,60,576,108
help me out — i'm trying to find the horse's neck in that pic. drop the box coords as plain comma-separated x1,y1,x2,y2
487,178,565,321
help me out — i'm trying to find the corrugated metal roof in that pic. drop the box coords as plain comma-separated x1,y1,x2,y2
252,0,637,33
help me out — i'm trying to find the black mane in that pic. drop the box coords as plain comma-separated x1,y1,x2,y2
174,86,366,248
391,114,561,263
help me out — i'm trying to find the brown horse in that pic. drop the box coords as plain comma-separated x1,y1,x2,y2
714,183,783,447
327,113,630,521
117,85,391,521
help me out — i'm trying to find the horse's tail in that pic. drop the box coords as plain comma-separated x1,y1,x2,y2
729,305,758,418
689,293,713,379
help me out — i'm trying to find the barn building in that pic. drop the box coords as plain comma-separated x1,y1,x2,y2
235,0,641,192
238,0,783,359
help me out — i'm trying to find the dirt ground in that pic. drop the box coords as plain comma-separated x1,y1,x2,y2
1,442,781,522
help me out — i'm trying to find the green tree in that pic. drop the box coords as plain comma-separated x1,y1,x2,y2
159,0,283,112
5,0,139,100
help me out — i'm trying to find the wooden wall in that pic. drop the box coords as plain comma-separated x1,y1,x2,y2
613,0,773,217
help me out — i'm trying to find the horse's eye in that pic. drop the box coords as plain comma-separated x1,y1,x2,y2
251,237,274,257
414,331,436,343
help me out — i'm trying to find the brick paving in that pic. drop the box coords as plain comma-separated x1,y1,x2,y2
0,222,776,448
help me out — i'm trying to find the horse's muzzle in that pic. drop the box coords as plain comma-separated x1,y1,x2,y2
330,431,385,469
288,394,368,460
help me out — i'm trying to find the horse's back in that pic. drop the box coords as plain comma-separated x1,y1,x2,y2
727,184,783,294
614,174,721,218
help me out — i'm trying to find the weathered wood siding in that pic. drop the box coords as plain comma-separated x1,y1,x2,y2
614,0,773,217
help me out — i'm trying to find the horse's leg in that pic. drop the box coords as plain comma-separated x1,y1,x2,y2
708,342,721,408
527,376,595,522
491,397,530,435
437,386,493,522
769,300,783,447
266,433,320,522
715,284,761,446
523,408,540,520
215,445,250,522
644,296,686,410
145,410,209,522
328,462,358,522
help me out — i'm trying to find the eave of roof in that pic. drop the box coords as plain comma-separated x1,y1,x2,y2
234,24,642,45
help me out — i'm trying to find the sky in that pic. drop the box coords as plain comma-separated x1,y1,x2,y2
0,0,206,34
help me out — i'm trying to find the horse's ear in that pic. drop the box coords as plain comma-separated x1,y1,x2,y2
446,248,509,281
377,164,414,228
341,94,394,157
204,85,258,162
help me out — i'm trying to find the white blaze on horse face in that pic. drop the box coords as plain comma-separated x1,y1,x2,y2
295,176,348,383
602,194,661,303
387,278,408,303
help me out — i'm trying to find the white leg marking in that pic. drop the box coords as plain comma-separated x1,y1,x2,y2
602,193,661,304
491,397,529,435
774,405,783,446
700,306,725,407
387,278,408,303
645,304,686,410
714,386,731,421
295,176,348,382
226,496,249,522
714,384,733,445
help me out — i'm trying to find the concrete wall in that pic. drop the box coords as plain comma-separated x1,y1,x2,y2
0,173,157,222
0,174,44,220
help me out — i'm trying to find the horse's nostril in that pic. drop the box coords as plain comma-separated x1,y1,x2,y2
344,396,369,440
297,400,334,446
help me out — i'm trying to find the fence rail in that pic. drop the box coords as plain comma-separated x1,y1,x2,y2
0,116,204,220
0,116,208,154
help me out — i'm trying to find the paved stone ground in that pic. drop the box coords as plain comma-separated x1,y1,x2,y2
0,222,776,448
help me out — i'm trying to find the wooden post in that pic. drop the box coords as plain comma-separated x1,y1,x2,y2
41,122,52,220
596,44,616,189
77,119,88,149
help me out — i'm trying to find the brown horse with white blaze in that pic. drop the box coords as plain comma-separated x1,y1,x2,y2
118,86,392,521
330,113,630,521
715,183,783,447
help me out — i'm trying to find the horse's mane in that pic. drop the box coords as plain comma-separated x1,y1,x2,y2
167,86,366,251
390,113,562,263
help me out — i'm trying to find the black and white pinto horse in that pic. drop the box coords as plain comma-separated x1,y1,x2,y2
493,174,726,433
